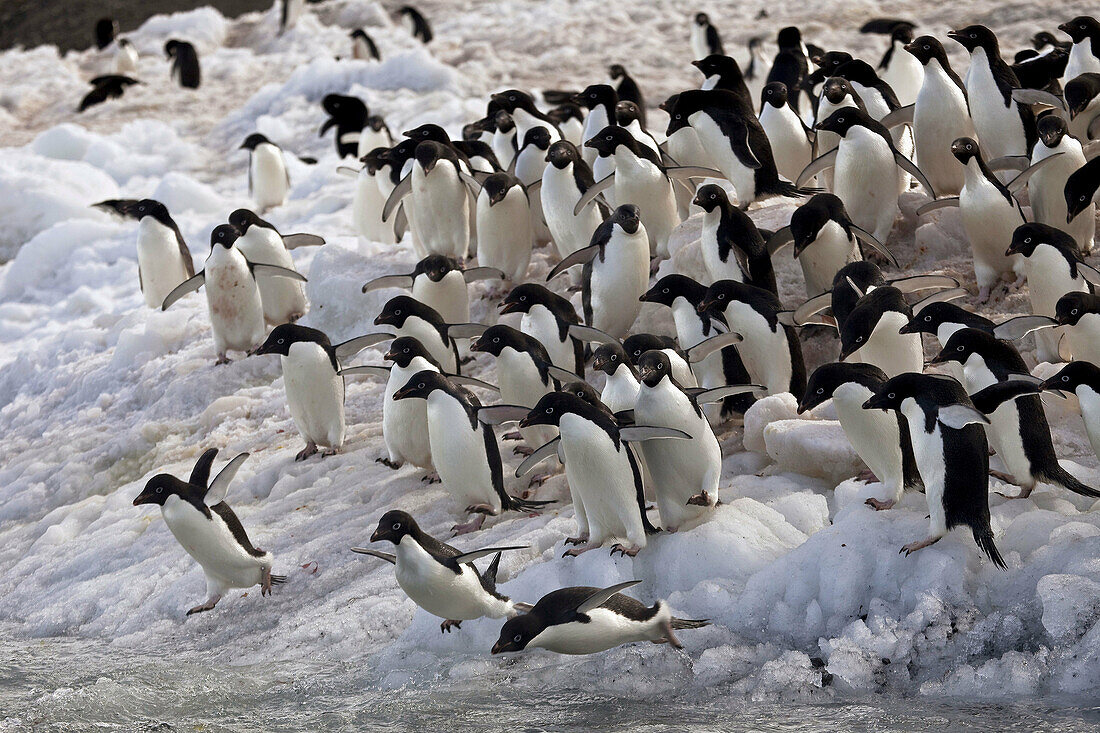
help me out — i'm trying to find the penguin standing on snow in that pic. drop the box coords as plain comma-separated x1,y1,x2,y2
133,449,286,615
319,94,369,159
1060,16,1100,84
492,580,710,655
838,287,924,378
164,40,200,89
692,184,777,292
690,12,724,60
240,134,290,212
393,371,551,534
398,6,433,44
228,209,323,326
766,27,811,113
1056,292,1100,364
353,510,525,633
254,324,383,460
373,295,480,375
541,141,607,269
363,254,503,327
383,141,475,260
350,29,380,61
113,38,138,76
759,82,813,184
473,173,533,284
1029,115,1093,253
161,225,306,364
863,374,1005,567
799,362,922,509
499,284,585,376
128,199,195,309
1041,361,1100,460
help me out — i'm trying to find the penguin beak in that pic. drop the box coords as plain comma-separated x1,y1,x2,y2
690,59,703,70
696,298,717,314
498,300,520,314
795,401,807,415
133,490,156,506
373,314,388,325
470,337,485,352
490,640,507,654
1058,22,1071,34
898,320,917,334
862,395,885,410
370,528,384,542
1055,312,1071,325
946,30,961,41
927,350,947,365
837,343,857,362
592,355,607,371
392,387,414,400
383,349,398,361
1005,243,1022,257
517,414,533,428
903,41,917,54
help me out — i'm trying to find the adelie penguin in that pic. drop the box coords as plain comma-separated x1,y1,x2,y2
373,295,483,375
690,12,724,60
1065,156,1100,226
861,19,922,107
766,26,810,113
492,580,709,655
79,75,140,112
1040,361,1100,460
1056,292,1100,364
228,209,324,326
113,38,138,76
164,40,200,89
929,327,1031,396
1063,72,1100,142
383,141,475,260
839,286,924,378
474,173,533,284
800,362,922,509
571,84,619,174
499,284,585,376
398,6,433,44
547,204,649,339
393,370,551,534
862,373,1006,568
350,28,380,61
1060,16,1100,84
540,140,607,273
759,82,813,184
547,102,585,148
1028,115,1093,254
363,254,504,326
692,184,777,293
161,224,306,364
254,324,385,460
134,449,286,615
353,510,526,633
489,89,561,146
609,64,645,126
124,198,195,309
320,94,369,159
240,133,290,212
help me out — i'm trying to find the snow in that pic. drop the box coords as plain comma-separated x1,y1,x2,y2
0,0,1099,718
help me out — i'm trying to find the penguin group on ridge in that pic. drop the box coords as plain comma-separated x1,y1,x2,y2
79,6,1100,657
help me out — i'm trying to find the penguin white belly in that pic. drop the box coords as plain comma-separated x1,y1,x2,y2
962,355,998,394
477,189,532,282
1066,314,1100,365
282,343,344,449
394,539,510,620
967,53,1026,160
882,49,924,108
834,128,899,243
398,317,456,373
411,166,469,259
498,349,556,448
664,350,698,388
581,110,611,168
1076,385,1100,459
663,126,710,168
522,306,573,372
162,498,268,591
723,302,791,395
858,312,923,378
236,228,306,325
901,401,947,537
354,170,394,244
833,385,904,499
913,65,973,196
960,174,1021,288
1065,40,1100,87
425,393,500,510
987,399,1031,483
798,220,859,297
114,45,138,75
935,323,967,383
613,155,678,257
671,303,723,413
593,156,618,208
204,247,266,356
559,414,646,547
412,272,469,325
541,167,597,262
137,218,190,308
1027,246,1085,362
760,104,811,183
251,143,289,210
601,368,640,413
700,212,745,284
635,383,719,527
588,234,648,338
384,360,435,468
690,113,757,207
529,606,668,655
1030,141,1093,253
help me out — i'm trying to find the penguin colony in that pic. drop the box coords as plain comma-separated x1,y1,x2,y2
76,5,1100,658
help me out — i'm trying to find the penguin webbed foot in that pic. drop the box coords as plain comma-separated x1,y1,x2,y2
977,286,991,304
452,514,487,535
321,447,339,458
685,491,712,507
377,457,402,470
562,543,601,557
459,355,475,366
856,468,879,483
865,498,896,511
185,595,221,616
421,471,441,483
440,619,462,633
295,442,319,461
563,534,589,546
214,355,231,366
610,543,641,558
526,473,551,490
900,535,941,556
261,567,273,596
989,469,1019,486
995,482,1034,500
502,431,523,442
513,445,535,457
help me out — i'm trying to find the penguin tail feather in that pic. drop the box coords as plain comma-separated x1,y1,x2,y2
971,527,1007,570
507,495,556,513
765,180,820,199
269,574,288,585
670,617,711,630
1044,466,1100,498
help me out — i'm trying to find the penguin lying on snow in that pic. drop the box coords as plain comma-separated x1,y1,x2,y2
79,75,140,112
354,510,527,633
134,449,286,615
492,580,709,655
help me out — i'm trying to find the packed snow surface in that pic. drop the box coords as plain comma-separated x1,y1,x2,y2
1,0,1100,728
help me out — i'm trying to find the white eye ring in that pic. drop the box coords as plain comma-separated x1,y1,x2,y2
888,392,895,399
392,522,401,530
1024,237,1031,243
662,288,669,294
855,336,863,342
924,315,931,321
957,345,964,351
1072,308,1079,315
546,407,554,413
493,337,500,343
513,634,522,643
277,339,284,344
156,487,163,493
417,382,425,388
816,387,824,394
1063,376,1070,382
394,310,402,316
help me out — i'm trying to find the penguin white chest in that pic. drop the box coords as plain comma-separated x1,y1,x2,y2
425,393,498,509
700,210,744,283
960,166,1020,287
798,220,858,297
411,165,469,259
530,607,665,654
589,231,649,337
986,399,1030,482
394,538,505,620
136,218,190,308
1076,385,1100,459
236,228,306,325
860,311,923,378
282,342,344,449
161,497,267,589
966,50,1025,159
521,306,572,372
476,188,532,282
251,143,289,210
399,317,455,373
601,366,640,412
760,103,811,182
412,272,468,325
901,400,946,534
833,383,903,493
913,62,972,195
834,128,899,242
722,302,790,394
204,246,266,355
383,359,436,468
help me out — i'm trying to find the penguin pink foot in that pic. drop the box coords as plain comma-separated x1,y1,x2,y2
865,498,895,511
261,568,274,596
610,543,641,557
440,619,462,633
295,442,319,461
686,490,712,506
526,472,551,489
978,286,991,304
989,469,1018,485
662,620,683,649
321,448,339,458
452,514,486,535
513,445,535,457
900,535,942,556
857,468,879,483
215,355,231,365
186,595,221,616
502,431,523,441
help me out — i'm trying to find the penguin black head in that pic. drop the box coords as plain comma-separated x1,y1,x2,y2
96,18,118,50
493,110,515,133
838,288,909,362
470,324,525,357
499,283,556,314
133,473,190,507
210,224,241,249
821,77,861,106
694,12,710,26
698,279,780,319
403,123,450,144
591,341,634,375
861,372,934,411
616,101,643,126
812,51,852,73
1041,360,1100,394
385,336,440,369
368,115,390,134
816,106,871,137
609,204,642,234
559,380,611,412
609,64,628,80
254,323,330,357
375,295,442,328
790,193,847,257
361,146,388,173
691,183,731,213
689,55,743,85
392,369,451,401
636,350,675,387
904,36,950,66
1005,222,1076,259
1065,74,1100,120
1032,31,1063,50
623,334,678,365
950,137,981,164
640,274,706,308
584,126,637,157
899,301,986,336
519,391,585,429
547,103,584,126
480,173,520,206
240,133,271,151
321,93,368,123
490,89,540,116
832,261,886,314
370,509,420,545
1055,291,1100,326
929,327,1001,367
890,24,915,44
228,208,272,235
521,126,552,151
492,612,543,654
1059,16,1100,44
413,253,460,282
1036,114,1068,149
414,140,450,173
545,140,582,168
1065,161,1100,222
799,361,888,414
572,84,617,112
132,199,172,226
947,25,1000,55
776,26,802,49
761,82,789,108
832,60,883,89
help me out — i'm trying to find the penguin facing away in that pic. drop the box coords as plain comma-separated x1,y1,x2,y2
165,40,200,89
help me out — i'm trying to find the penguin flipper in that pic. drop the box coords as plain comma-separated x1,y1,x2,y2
765,226,794,256
849,225,898,266
992,315,1057,341
937,405,990,430
686,384,768,405
1090,115,1100,142
91,198,141,218
451,546,528,564
664,165,724,180
1077,261,1100,287
576,580,643,614
793,291,832,325
189,448,220,488
547,244,600,281
880,104,914,130
685,331,743,363
351,547,396,564
566,323,617,344
515,437,560,477
335,332,395,358
336,165,361,178
449,374,500,392
446,322,488,339
477,404,530,426
459,171,482,199
796,149,836,188
619,426,692,442
362,273,414,293
889,273,959,293
1011,88,1067,114
393,202,409,239
911,287,968,312
161,272,205,310
462,266,506,283
251,263,307,282
573,173,615,216
1006,153,1064,194
893,153,936,198
339,365,391,379
986,155,1030,172
916,197,959,216
282,233,325,249
204,453,249,505
382,173,412,222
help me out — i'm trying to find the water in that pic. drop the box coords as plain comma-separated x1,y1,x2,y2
3,635,1098,732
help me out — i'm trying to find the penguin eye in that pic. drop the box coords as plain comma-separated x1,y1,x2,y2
709,194,716,200
403,348,409,353
508,95,517,102
924,315,931,322
156,487,163,494
956,345,964,351
1082,196,1088,202
519,295,526,301
1024,237,1031,243
662,288,669,294
970,33,976,39
395,309,402,315
923,44,930,50
888,392,895,400
966,143,973,150
417,382,425,388
718,293,726,300
392,522,401,530
1072,308,1079,315
837,117,845,123
674,113,682,120
277,338,285,344
513,634,523,643
610,354,617,361
493,337,500,343
657,363,664,369
855,336,863,342
1063,376,1070,382
546,407,554,414
816,387,824,394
